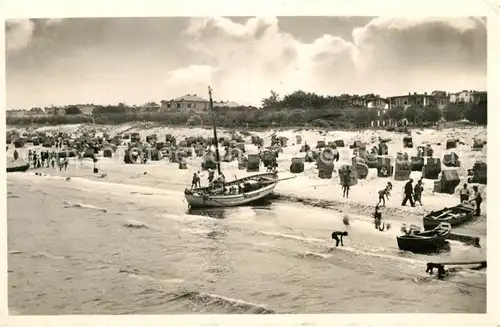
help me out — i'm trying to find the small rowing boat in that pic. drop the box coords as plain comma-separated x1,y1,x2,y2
397,222,451,253
423,204,475,230
6,159,30,173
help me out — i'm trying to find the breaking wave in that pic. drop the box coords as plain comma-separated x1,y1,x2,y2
63,201,108,213
169,291,275,314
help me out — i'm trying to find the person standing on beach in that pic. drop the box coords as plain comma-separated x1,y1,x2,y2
470,186,483,216
401,178,415,207
377,186,390,206
13,149,19,161
342,168,351,199
459,184,470,204
32,152,37,168
373,205,384,230
413,180,423,205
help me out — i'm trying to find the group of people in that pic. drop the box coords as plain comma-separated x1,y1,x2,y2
191,169,226,190
28,150,69,171
402,178,483,216
400,178,424,207
332,176,485,248
377,178,423,208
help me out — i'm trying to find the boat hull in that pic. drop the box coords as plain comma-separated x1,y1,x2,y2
423,204,475,230
397,225,451,254
185,182,277,208
397,236,448,253
6,163,30,173
6,159,30,173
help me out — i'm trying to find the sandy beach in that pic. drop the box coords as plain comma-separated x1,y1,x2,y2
7,123,487,314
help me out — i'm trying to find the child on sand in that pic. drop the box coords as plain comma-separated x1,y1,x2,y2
374,205,383,230
377,187,390,206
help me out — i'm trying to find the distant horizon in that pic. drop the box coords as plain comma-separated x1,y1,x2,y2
6,16,487,109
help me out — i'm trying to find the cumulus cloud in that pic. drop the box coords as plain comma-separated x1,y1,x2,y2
6,16,487,108
5,19,35,52
165,16,486,105
5,18,66,53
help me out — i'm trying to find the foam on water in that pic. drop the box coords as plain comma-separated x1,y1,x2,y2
63,201,108,213
171,291,275,314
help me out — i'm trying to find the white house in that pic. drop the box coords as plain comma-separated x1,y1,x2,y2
449,90,475,103
161,94,210,110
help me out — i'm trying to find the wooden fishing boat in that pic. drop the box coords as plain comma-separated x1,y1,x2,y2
397,222,451,253
423,204,475,230
185,172,281,208
6,159,30,173
184,86,291,208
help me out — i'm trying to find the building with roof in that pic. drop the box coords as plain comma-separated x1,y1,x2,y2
388,92,434,109
44,107,67,116
76,104,97,115
161,94,210,110
214,101,240,108
449,90,473,103
6,109,28,117
449,90,487,104
366,97,389,117
430,91,449,109
472,91,487,103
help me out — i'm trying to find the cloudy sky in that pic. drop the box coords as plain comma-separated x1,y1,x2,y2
5,16,486,109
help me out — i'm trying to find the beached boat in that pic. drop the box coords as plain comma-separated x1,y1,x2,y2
184,172,280,208
184,86,289,208
397,222,451,253
423,204,475,230
6,159,30,173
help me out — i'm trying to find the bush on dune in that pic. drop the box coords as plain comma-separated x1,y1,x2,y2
3,107,397,129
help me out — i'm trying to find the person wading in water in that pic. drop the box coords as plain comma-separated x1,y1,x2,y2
331,231,348,247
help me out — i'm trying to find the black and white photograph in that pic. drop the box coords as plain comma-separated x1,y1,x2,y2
3,1,493,322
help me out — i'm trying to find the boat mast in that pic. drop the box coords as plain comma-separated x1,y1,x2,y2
208,86,222,176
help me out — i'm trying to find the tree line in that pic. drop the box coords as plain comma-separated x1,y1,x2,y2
261,89,487,125
7,90,487,127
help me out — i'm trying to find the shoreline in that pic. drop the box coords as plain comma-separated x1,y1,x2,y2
7,162,487,239
6,120,485,133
